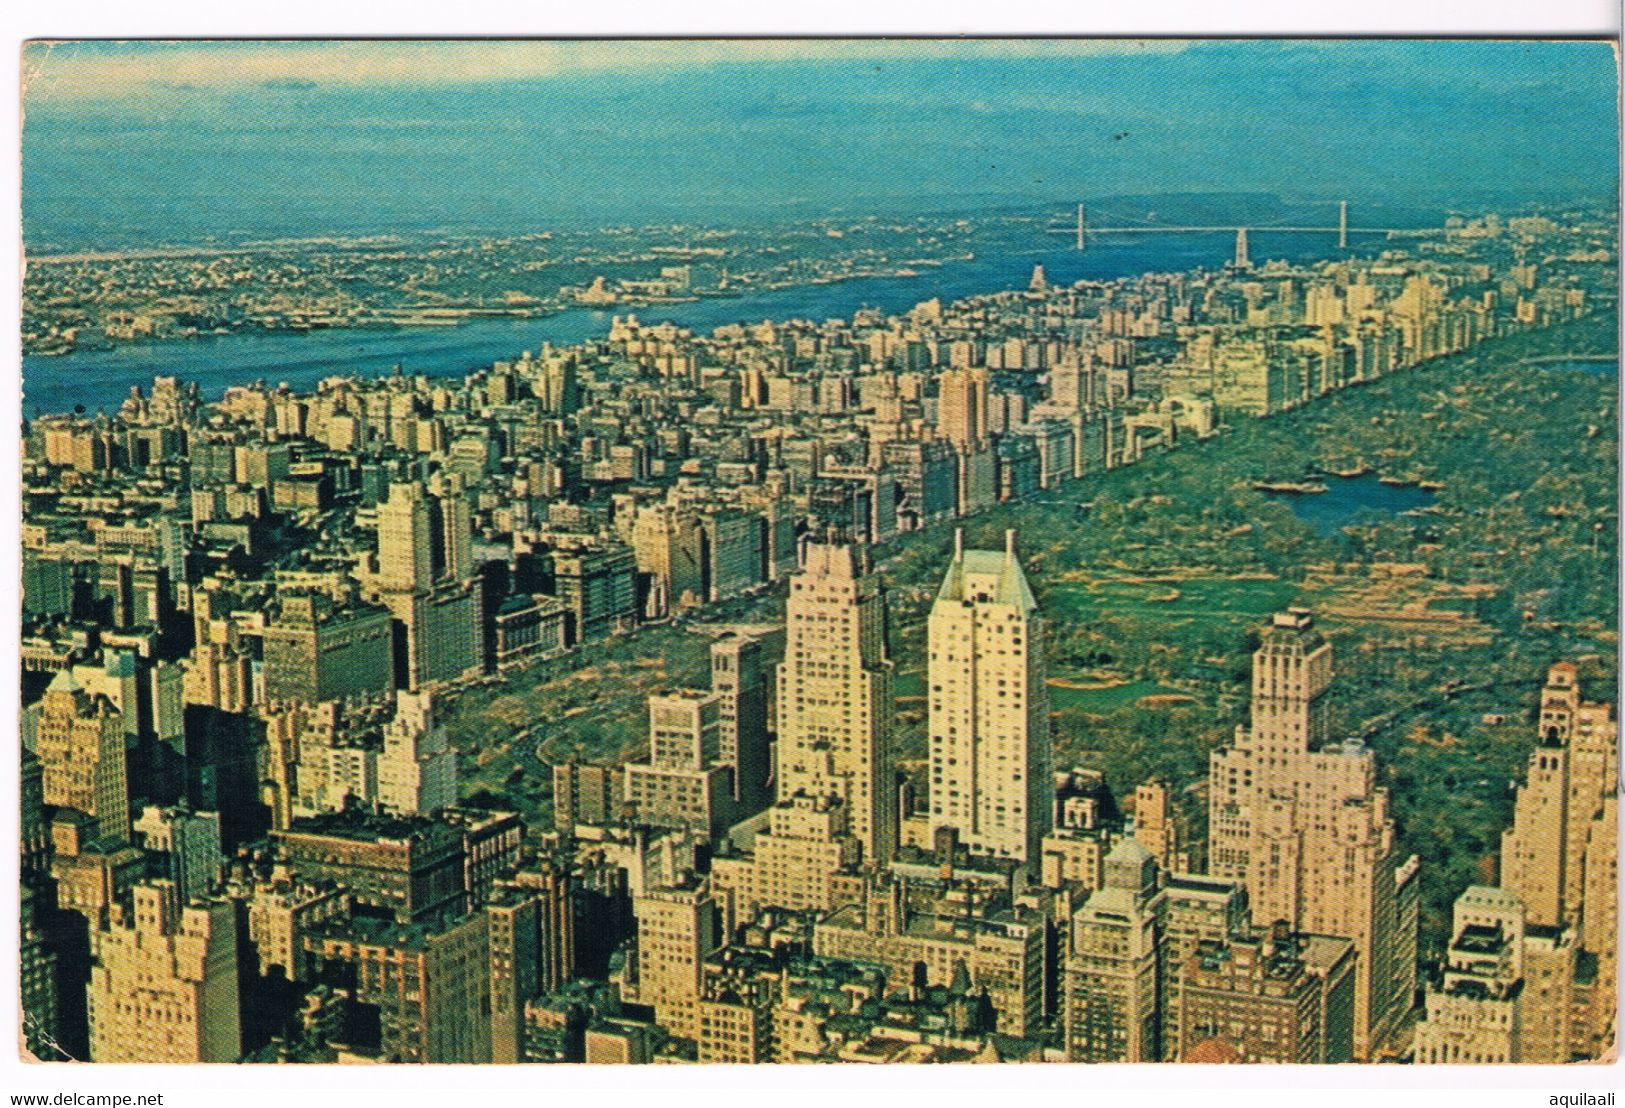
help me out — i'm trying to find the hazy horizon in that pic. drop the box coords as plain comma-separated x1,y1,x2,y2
21,39,1621,252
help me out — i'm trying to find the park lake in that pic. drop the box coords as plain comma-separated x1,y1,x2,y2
1261,473,1437,537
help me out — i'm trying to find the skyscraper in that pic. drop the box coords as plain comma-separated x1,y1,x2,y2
1500,662,1617,931
631,502,704,619
627,882,719,1042
87,882,240,1062
261,591,394,706
623,690,733,839
1047,348,1099,414
28,669,129,845
1064,839,1165,1062
709,630,779,817
1174,925,1356,1064
436,473,474,584
712,791,861,923
1208,609,1418,1060
370,481,485,689
375,481,438,593
552,757,625,833
1133,779,1187,872
937,366,989,450
1579,788,1618,1056
305,910,493,1062
1497,662,1618,1057
774,541,897,864
131,805,223,904
550,543,639,646
486,886,543,1065
933,366,998,516
927,529,1051,865
1159,872,1251,1056
1412,886,1528,1064
377,690,459,816
19,886,59,1060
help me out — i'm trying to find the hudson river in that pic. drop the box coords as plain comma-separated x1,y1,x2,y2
26,231,1377,418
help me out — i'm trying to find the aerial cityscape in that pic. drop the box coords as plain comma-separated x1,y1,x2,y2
13,39,1620,1069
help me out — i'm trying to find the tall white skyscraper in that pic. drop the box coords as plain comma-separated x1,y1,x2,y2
377,690,459,816
1500,662,1618,931
927,529,1051,864
434,473,474,585
774,541,897,863
375,478,475,591
369,481,485,690
1208,609,1418,1061
375,481,437,593
1497,662,1618,1057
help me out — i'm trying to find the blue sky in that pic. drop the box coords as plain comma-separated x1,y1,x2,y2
21,40,1620,250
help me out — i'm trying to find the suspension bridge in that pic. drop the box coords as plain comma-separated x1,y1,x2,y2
1052,201,1427,264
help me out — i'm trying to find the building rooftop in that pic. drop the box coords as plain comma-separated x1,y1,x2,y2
935,531,1037,612
1575,949,1599,987
307,908,478,953
278,808,456,846
1185,1037,1244,1064
1166,872,1238,896
1453,922,1508,955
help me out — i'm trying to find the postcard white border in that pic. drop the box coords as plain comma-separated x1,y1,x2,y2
2,4,1619,1106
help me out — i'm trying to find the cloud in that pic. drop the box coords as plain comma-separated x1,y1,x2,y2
22,39,1191,102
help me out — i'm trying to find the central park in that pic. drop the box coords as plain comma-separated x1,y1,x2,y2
443,307,1619,958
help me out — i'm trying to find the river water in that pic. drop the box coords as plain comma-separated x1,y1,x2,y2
24,230,1374,417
